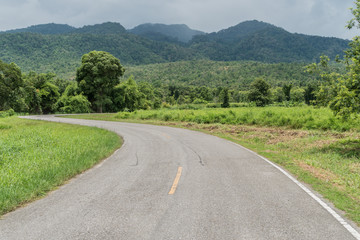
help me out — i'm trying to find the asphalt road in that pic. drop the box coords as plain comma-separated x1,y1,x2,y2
1,115,360,240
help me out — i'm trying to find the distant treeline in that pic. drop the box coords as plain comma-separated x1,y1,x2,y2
1,55,336,115
125,60,346,90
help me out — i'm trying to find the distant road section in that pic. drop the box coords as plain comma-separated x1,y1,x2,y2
1,115,359,240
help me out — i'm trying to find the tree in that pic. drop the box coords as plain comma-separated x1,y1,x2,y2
38,82,60,114
304,83,317,105
76,51,125,113
282,83,292,101
0,60,24,111
23,72,60,114
24,84,42,114
305,55,341,107
271,87,285,103
57,82,91,113
306,1,360,118
290,87,305,103
220,88,230,108
113,76,144,112
138,82,161,109
248,78,271,106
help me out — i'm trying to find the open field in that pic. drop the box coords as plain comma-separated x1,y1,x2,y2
66,107,360,225
0,116,121,215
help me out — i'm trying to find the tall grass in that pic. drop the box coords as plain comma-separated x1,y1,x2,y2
114,106,360,132
0,116,121,215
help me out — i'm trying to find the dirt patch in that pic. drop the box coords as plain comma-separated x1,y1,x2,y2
349,163,360,174
307,139,339,149
297,161,344,190
218,125,310,144
174,123,311,145
159,121,359,151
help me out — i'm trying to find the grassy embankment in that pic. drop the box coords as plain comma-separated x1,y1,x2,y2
67,106,360,225
0,115,121,216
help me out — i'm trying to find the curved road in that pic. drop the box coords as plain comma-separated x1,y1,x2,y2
1,115,359,240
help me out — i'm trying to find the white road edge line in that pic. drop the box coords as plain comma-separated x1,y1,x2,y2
229,141,360,240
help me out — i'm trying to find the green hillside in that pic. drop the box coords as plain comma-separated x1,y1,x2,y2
190,20,350,62
124,60,340,89
0,20,350,79
0,32,199,78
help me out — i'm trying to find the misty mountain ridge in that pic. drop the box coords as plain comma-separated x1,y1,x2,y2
2,22,127,35
129,23,205,43
3,23,76,34
190,20,349,62
203,20,278,43
2,20,349,42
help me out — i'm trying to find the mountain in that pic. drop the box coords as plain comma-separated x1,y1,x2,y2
204,20,276,43
0,31,200,78
74,22,127,34
3,23,76,34
190,20,349,62
0,20,351,78
129,23,205,43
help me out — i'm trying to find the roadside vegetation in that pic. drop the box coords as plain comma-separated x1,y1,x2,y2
114,106,359,132
65,108,360,225
0,112,121,215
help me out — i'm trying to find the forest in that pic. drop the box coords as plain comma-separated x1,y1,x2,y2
0,16,358,118
0,20,349,79
0,50,352,118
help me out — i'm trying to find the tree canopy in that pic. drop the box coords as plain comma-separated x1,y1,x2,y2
0,60,24,111
306,0,360,118
248,78,271,107
76,51,125,113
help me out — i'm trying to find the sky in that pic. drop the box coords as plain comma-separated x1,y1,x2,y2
0,0,358,40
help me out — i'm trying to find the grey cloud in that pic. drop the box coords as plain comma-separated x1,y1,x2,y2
0,0,357,39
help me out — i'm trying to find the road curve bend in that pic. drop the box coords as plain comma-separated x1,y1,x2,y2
1,115,359,240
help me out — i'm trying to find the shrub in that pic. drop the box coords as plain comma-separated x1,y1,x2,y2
0,109,15,118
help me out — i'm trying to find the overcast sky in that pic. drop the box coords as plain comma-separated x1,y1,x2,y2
0,0,358,39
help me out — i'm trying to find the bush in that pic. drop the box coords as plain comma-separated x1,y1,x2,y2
0,109,15,118
192,98,208,104
206,103,220,108
60,95,91,114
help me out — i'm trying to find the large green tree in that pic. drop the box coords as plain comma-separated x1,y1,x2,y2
76,51,125,113
248,78,271,107
308,0,360,118
0,60,24,111
23,72,60,114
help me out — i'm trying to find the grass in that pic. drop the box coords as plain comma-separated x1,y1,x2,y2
109,106,360,132
65,107,360,225
0,116,122,216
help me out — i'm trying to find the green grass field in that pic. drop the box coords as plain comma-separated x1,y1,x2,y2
0,116,121,215
66,106,360,225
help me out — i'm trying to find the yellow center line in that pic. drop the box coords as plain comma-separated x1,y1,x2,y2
168,166,183,195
